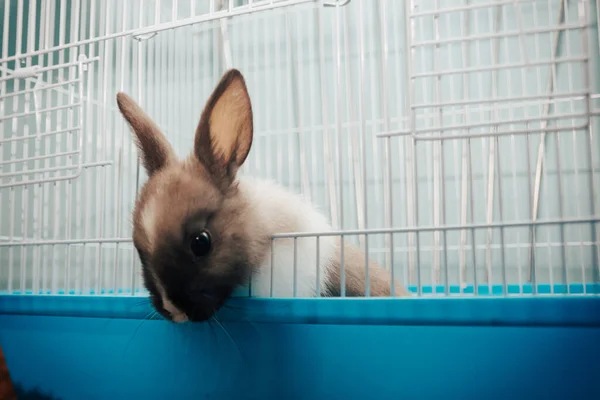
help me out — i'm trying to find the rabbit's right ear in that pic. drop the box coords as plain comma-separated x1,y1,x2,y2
193,69,253,186
116,92,176,176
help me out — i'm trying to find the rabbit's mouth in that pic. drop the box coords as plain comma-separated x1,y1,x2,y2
154,297,225,323
147,283,230,323
164,285,232,323
184,300,226,323
168,310,189,323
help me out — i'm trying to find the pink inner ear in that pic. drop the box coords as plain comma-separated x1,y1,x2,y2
207,78,253,167
194,70,253,176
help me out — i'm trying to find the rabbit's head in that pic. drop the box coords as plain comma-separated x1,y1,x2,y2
117,69,268,323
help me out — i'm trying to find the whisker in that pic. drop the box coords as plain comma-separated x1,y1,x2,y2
211,315,248,371
102,299,156,331
148,311,160,320
176,321,194,366
121,317,149,360
216,302,264,344
211,300,266,355
131,299,151,308
207,319,219,353
221,304,246,312
219,305,259,330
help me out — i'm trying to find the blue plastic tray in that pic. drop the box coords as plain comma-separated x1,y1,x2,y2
1,284,599,400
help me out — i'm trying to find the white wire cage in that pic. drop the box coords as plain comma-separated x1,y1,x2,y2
0,0,599,298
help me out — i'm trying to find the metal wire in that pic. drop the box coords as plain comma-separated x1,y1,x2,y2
0,0,598,298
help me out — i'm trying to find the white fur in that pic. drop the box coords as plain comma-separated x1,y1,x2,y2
141,196,158,250
151,270,189,322
232,177,337,298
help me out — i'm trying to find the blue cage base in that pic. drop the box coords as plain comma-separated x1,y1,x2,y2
0,285,599,400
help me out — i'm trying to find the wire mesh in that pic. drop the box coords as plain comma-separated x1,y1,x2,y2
0,56,103,189
0,0,599,297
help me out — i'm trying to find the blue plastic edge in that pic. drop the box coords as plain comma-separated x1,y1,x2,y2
3,282,599,296
1,291,599,327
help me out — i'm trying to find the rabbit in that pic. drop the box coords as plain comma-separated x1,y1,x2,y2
116,69,410,323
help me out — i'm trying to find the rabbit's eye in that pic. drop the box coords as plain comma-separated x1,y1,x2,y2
190,231,211,257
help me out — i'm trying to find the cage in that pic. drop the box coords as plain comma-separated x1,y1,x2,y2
0,0,599,399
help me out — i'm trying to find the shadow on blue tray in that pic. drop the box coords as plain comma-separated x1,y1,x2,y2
13,383,63,400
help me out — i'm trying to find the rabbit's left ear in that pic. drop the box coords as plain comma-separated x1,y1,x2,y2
117,92,176,177
193,69,253,184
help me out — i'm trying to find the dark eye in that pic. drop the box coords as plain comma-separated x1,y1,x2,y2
190,231,211,257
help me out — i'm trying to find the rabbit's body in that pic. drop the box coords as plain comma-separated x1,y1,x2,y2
117,69,409,323
233,176,337,298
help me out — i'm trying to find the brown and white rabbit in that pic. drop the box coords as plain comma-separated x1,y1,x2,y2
116,69,409,323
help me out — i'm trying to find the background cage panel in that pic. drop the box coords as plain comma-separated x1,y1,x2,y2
1,0,599,297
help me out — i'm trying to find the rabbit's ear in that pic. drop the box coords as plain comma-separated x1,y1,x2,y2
116,92,176,176
193,69,253,183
